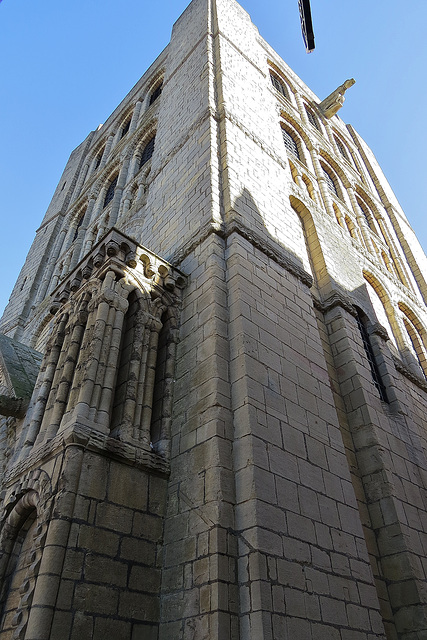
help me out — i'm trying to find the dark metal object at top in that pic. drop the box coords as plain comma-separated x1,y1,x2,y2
299,0,315,53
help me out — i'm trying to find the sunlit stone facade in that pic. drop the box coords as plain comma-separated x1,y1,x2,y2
1,0,427,638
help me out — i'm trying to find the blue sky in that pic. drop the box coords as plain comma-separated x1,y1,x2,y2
1,0,426,316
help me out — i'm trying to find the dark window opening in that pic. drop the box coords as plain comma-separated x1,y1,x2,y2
104,176,118,208
270,73,289,100
357,200,377,234
321,166,338,197
139,136,155,169
282,128,300,159
149,83,163,106
94,150,104,171
355,309,388,402
335,137,349,161
305,107,319,130
72,214,85,242
121,118,131,138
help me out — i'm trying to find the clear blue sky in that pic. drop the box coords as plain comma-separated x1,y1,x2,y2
1,0,426,316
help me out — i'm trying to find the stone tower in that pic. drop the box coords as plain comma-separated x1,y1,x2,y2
1,0,427,638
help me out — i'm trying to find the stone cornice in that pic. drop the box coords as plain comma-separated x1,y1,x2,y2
3,421,169,488
315,290,357,317
171,218,313,288
392,355,427,393
49,228,186,316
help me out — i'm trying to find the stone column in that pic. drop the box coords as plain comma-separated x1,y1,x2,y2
347,185,375,253
129,100,143,133
37,224,68,302
71,273,130,431
18,314,68,456
100,134,115,169
69,197,97,268
71,161,90,201
140,317,163,446
118,310,150,442
109,155,132,227
310,149,335,218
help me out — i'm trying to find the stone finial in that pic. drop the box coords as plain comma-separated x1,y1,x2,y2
319,78,355,119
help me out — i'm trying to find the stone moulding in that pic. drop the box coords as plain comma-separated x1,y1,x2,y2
0,470,53,640
3,422,169,490
171,218,313,288
48,227,186,315
315,290,357,317
392,355,427,393
14,227,186,466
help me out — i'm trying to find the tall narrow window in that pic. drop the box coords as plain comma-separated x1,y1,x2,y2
139,136,155,169
104,176,118,208
321,166,338,197
72,213,85,242
355,308,388,401
305,107,319,130
149,83,163,106
357,199,377,234
94,148,104,171
270,72,289,100
121,118,131,139
281,127,300,159
400,307,427,378
335,136,350,163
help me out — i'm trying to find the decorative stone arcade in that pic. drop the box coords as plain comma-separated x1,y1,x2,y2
0,229,186,640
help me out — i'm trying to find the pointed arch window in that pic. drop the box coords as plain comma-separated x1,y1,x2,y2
104,176,118,208
281,127,300,160
139,136,155,169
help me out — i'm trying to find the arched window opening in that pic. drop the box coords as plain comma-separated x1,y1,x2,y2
321,165,338,197
335,136,350,163
93,147,104,171
355,308,388,402
281,127,300,159
104,176,118,208
0,506,38,635
72,212,85,242
120,117,131,139
305,106,319,130
399,305,427,377
139,136,155,169
357,199,378,235
270,72,289,100
363,274,397,350
149,82,163,106
403,319,427,378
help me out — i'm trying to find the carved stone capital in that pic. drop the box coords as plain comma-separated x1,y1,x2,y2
369,322,390,341
318,290,357,317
